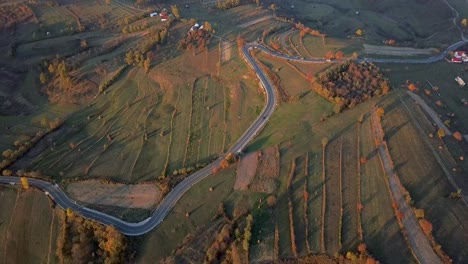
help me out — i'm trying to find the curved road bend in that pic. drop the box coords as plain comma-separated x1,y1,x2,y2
0,43,276,236
1,39,468,237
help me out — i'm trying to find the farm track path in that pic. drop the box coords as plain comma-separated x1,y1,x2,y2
371,112,442,264
2,34,468,237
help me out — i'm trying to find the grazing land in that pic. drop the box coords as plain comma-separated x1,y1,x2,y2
380,92,468,262
0,186,58,264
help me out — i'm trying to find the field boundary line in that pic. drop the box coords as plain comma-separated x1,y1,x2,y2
356,122,363,241
46,211,55,264
338,137,343,250
320,144,326,253
163,85,182,177
183,80,196,167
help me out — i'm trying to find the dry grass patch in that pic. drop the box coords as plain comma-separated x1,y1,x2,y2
235,152,258,190
323,137,342,256
249,145,280,193
66,180,161,209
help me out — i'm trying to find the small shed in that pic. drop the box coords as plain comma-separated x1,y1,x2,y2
455,76,465,86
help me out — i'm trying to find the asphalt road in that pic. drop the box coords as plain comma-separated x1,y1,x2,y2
1,39,467,236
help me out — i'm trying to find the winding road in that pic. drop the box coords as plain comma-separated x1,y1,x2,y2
1,39,468,238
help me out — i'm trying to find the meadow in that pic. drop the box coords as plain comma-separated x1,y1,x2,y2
0,186,59,264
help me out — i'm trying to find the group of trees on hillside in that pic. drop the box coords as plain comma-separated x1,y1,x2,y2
124,27,168,71
0,4,34,30
314,62,390,112
216,0,240,10
57,209,129,264
178,28,211,53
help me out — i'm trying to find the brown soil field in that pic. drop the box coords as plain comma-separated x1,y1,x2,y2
324,137,342,255
66,180,161,209
0,186,58,264
341,124,360,251
235,152,259,190
250,145,280,193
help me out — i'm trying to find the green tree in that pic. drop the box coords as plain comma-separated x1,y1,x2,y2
39,72,48,84
171,5,180,19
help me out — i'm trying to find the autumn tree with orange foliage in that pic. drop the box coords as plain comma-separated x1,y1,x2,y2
453,131,463,141
376,107,385,118
408,83,418,91
325,51,335,60
335,51,345,59
419,219,433,235
358,243,367,254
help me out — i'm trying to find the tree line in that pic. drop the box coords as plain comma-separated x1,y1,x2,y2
313,62,390,112
56,209,130,264
216,0,240,10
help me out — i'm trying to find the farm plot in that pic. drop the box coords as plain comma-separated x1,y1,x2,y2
0,187,58,264
340,124,360,251
164,81,193,174
360,116,416,264
290,155,308,256
29,4,75,34
381,95,468,262
193,76,226,166
256,52,312,97
306,149,324,254
323,137,342,256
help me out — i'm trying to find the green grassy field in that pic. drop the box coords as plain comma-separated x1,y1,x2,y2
380,92,468,262
277,0,458,47
0,186,59,264
359,114,416,264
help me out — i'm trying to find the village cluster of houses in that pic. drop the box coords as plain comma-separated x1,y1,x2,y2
451,51,468,63
150,9,170,21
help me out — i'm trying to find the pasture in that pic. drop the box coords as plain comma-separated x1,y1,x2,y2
380,92,468,262
0,186,58,264
276,0,458,47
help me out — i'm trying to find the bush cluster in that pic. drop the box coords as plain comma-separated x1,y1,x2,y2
98,65,127,93
216,0,240,10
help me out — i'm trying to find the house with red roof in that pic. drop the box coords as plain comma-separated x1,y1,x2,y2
452,57,463,63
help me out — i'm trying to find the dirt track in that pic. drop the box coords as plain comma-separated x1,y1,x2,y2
371,112,442,264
